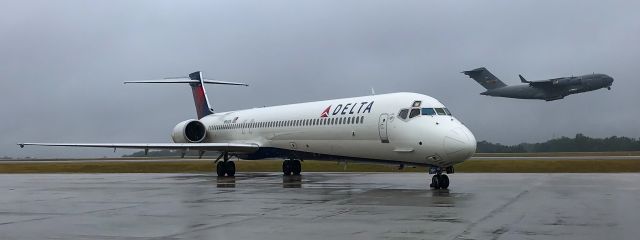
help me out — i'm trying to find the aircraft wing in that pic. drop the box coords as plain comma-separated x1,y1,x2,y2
18,142,259,153
520,74,559,89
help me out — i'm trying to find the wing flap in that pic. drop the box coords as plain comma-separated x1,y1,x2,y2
18,142,259,153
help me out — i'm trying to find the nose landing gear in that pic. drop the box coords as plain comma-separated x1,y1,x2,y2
429,166,453,189
430,174,449,189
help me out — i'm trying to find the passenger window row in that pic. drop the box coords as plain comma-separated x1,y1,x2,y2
212,116,366,130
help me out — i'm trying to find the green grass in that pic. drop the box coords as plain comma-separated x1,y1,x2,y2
474,151,640,157
0,159,639,173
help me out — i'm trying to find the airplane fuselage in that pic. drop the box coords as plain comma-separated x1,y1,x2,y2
196,92,476,167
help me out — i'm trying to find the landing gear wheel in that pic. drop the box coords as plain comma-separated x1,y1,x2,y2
282,161,293,176
430,174,450,189
225,161,236,177
438,174,449,189
430,175,440,189
292,160,302,175
216,161,226,177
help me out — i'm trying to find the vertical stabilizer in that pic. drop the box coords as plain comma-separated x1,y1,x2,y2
188,71,214,119
462,67,507,90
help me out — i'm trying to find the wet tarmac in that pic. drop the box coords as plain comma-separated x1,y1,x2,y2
0,173,638,240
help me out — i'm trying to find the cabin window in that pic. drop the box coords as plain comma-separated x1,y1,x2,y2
435,108,447,115
409,108,421,118
360,116,364,124
398,109,408,119
421,108,435,116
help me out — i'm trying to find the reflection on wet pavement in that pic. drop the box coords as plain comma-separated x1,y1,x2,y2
0,173,638,240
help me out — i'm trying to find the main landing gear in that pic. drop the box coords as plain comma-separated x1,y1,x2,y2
216,152,236,177
282,159,302,176
429,166,454,189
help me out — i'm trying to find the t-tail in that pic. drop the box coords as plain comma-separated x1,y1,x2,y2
125,71,248,119
462,67,507,90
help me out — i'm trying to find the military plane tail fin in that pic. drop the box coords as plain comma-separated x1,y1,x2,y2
462,67,507,90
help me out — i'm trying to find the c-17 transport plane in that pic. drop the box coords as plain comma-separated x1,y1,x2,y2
463,67,614,101
18,71,476,189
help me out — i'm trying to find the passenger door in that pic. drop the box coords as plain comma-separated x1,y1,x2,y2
378,114,389,143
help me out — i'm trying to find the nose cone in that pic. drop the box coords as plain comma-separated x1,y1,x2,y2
443,126,476,164
606,76,614,86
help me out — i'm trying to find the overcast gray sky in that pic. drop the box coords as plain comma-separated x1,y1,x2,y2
2,0,639,158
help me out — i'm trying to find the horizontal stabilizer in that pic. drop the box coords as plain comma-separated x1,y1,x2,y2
125,79,249,86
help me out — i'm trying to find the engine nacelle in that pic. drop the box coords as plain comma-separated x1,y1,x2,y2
171,119,207,143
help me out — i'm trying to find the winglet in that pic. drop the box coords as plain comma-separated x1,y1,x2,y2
519,74,529,83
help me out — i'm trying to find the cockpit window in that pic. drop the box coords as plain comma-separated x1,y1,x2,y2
443,108,452,115
421,108,436,115
398,109,408,120
435,108,447,115
409,108,421,118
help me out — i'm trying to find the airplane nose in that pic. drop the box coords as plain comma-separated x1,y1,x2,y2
443,126,476,163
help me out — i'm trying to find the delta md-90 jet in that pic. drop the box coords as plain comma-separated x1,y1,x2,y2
19,72,476,189
464,67,614,101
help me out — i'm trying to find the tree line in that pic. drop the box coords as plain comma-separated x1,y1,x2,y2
478,134,640,153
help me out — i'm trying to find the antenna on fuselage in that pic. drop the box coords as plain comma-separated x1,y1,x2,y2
370,87,376,95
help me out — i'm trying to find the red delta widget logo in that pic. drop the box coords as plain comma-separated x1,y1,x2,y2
320,101,374,118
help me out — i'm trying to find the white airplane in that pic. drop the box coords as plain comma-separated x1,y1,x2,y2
19,71,476,189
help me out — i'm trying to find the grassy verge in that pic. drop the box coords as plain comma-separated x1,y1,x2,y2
474,151,640,157
0,159,639,173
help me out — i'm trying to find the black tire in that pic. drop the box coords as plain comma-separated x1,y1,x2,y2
438,174,450,189
431,175,440,189
225,161,236,177
292,160,302,175
216,161,226,177
282,161,292,176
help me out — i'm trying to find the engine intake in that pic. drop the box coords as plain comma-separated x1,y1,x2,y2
172,119,207,143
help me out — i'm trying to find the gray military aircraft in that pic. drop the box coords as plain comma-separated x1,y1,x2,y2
463,67,614,101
